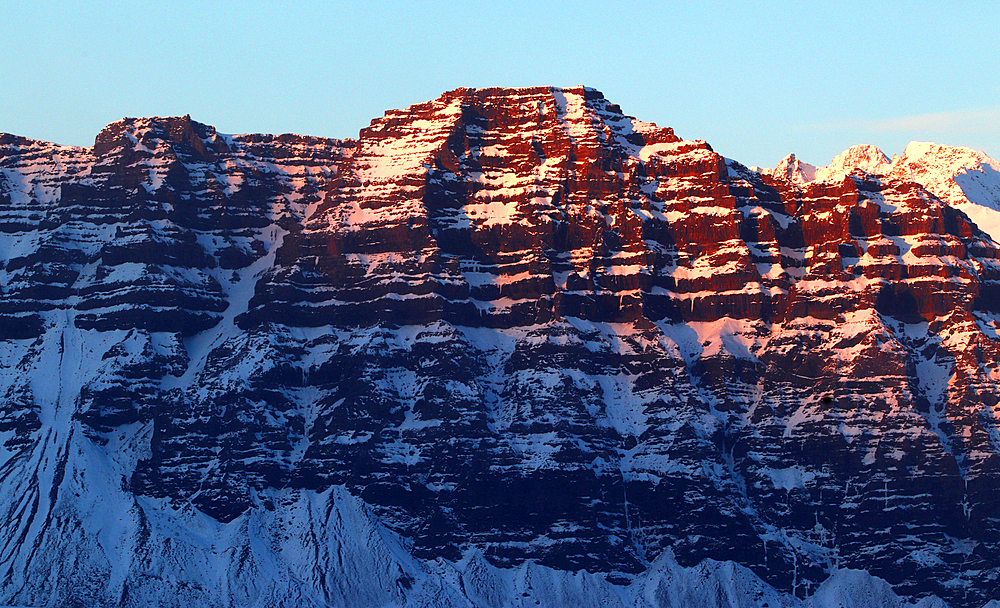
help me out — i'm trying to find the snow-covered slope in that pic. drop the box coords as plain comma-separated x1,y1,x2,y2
890,142,1000,239
1,89,1000,607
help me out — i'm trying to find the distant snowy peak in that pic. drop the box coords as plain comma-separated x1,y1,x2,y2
892,143,1000,241
819,144,891,181
760,145,891,184
895,141,997,178
761,141,1000,240
766,145,892,184
890,141,1000,211
766,153,817,184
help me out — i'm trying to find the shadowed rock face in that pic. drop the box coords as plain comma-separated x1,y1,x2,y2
1,87,1000,607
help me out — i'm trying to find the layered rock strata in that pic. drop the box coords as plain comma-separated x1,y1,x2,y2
1,87,999,607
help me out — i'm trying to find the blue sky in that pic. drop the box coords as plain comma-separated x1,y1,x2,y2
3,1,998,167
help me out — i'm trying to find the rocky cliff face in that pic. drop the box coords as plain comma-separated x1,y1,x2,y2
1,87,1000,608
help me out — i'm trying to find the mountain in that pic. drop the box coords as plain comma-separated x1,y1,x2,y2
1,86,1000,608
760,142,1000,240
757,153,818,184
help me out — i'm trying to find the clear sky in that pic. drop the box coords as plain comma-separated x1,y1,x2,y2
3,0,998,168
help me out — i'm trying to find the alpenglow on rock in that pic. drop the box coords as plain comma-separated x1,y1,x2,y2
1,86,1000,608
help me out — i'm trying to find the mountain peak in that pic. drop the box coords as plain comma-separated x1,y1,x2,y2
771,152,817,183
94,115,229,159
760,141,1000,239
823,144,890,177
901,139,983,158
